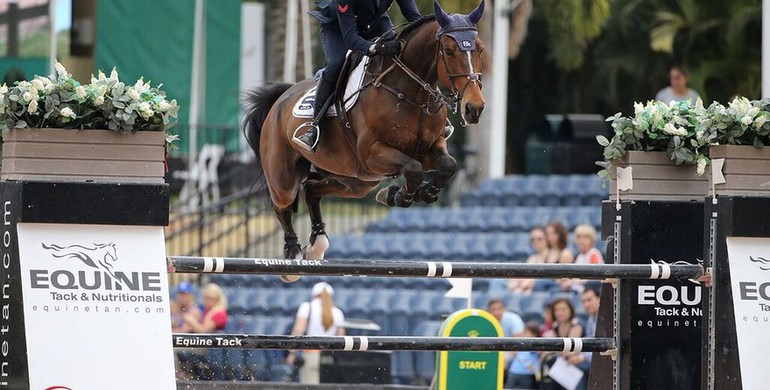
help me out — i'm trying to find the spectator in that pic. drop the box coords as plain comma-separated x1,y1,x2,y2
487,299,525,337
542,298,585,390
183,283,228,333
287,282,345,384
574,224,604,265
506,323,541,390
655,65,699,104
540,301,554,336
580,286,601,337
546,221,573,264
508,227,549,294
177,283,228,380
170,282,201,333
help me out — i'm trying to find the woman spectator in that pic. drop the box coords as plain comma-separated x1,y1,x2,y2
574,224,604,264
546,221,574,264
540,302,555,337
286,282,346,384
183,283,228,333
542,298,585,390
508,227,549,294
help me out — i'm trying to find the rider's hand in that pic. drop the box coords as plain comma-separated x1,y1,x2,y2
370,41,401,57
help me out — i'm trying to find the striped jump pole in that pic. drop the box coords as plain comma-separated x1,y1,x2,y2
172,334,615,353
168,256,703,280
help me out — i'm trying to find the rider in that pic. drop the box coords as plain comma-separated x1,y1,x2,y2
295,0,422,152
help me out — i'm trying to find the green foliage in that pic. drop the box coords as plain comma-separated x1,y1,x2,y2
598,97,770,177
539,0,610,71
0,63,179,146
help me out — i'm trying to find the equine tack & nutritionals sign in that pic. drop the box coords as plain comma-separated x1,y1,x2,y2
727,237,770,389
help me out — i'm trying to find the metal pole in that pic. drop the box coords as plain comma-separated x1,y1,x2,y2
8,1,19,57
283,0,298,82
489,0,511,178
188,0,206,198
168,256,704,280
48,0,57,75
173,334,616,353
300,0,313,79
762,0,770,98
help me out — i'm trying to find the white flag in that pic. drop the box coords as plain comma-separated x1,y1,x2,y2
445,278,473,299
711,158,726,185
616,166,633,191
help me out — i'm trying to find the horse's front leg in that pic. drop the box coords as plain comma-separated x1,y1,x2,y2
366,143,423,208
417,139,457,204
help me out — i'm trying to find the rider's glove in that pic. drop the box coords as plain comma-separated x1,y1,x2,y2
369,41,402,57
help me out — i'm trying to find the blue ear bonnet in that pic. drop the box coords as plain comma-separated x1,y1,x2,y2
436,14,478,52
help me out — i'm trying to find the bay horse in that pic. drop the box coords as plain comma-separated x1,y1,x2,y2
243,1,486,266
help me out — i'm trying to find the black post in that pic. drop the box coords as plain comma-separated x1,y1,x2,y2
7,3,19,57
593,201,704,390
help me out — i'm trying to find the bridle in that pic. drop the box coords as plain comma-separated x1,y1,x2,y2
435,26,484,116
369,21,483,121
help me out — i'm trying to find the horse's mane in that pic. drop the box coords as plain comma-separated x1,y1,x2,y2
396,14,437,39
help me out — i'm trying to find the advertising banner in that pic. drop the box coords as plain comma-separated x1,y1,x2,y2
726,237,770,389
18,223,174,390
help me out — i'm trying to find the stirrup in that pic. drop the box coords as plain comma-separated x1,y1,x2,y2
444,118,455,140
291,122,321,152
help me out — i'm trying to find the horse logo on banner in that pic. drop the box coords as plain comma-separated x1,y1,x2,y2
42,243,119,278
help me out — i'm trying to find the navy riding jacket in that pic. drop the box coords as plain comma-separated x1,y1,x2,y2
311,0,421,54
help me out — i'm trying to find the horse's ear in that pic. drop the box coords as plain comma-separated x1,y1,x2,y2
468,0,485,25
434,0,450,28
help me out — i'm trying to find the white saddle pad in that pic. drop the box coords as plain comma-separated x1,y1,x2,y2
292,54,369,118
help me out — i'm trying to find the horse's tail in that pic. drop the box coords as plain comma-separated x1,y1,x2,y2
242,83,294,189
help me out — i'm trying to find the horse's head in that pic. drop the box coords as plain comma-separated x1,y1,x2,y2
434,0,486,126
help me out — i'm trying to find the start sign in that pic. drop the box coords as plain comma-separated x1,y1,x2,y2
435,309,503,390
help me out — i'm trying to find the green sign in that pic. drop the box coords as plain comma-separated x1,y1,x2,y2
435,309,503,390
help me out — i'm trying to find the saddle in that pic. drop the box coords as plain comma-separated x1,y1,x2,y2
291,52,370,119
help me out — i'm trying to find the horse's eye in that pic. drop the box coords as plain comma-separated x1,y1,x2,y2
445,48,456,57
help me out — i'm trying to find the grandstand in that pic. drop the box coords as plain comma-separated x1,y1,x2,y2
180,174,609,384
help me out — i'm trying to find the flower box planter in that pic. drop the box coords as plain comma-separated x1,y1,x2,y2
708,145,770,197
1,128,166,184
609,151,707,202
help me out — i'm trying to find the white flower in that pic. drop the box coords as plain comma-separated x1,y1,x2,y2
75,86,87,99
746,107,760,119
741,116,753,126
138,102,154,119
634,102,644,116
127,88,140,101
98,70,107,81
22,91,35,103
696,157,707,176
31,79,44,91
156,100,171,112
93,96,105,106
0,84,7,95
110,68,119,82
754,115,768,129
97,85,108,97
663,123,687,136
55,62,68,78
27,100,38,114
60,107,76,119
695,98,705,115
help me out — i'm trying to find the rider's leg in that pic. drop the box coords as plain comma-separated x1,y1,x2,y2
293,25,346,152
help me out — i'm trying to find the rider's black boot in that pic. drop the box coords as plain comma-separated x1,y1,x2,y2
293,75,335,152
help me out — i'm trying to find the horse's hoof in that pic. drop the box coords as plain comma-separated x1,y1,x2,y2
376,185,400,207
394,190,414,208
304,234,329,260
280,275,300,283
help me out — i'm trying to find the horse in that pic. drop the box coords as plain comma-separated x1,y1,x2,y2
42,242,118,278
243,1,486,266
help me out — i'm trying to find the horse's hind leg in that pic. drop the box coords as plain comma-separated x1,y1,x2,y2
417,141,457,204
303,176,378,259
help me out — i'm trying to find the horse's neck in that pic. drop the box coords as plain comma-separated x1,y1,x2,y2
386,25,440,95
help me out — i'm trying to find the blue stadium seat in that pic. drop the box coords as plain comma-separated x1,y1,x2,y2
413,321,443,383
391,350,416,384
